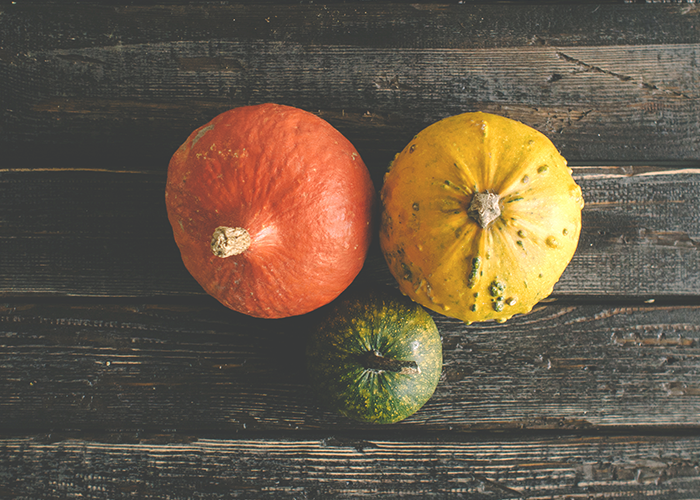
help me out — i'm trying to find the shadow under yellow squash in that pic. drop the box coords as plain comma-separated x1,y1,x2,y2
380,112,584,324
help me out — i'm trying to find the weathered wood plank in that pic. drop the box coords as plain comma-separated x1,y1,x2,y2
5,3,698,52
0,169,199,297
1,434,699,499
561,166,700,297
1,300,699,432
2,4,700,167
2,166,699,298
3,3,700,498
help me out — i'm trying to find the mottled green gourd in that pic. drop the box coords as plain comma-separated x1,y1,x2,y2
306,289,442,424
380,112,584,324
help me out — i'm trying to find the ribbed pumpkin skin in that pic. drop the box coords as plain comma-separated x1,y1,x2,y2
306,289,442,424
380,112,584,324
166,104,376,319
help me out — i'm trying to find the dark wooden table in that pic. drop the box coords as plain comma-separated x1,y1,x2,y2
2,1,700,498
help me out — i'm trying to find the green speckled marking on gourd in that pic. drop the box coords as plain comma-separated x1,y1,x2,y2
467,256,482,288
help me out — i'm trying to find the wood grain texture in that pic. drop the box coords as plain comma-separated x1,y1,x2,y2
1,434,699,499
2,166,699,298
2,3,700,497
0,169,200,297
1,300,699,432
2,3,700,168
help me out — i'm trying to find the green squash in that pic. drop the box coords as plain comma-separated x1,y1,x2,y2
306,288,442,424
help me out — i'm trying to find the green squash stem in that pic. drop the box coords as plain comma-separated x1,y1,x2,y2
361,350,419,375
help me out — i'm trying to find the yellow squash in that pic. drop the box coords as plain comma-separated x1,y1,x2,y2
380,112,584,324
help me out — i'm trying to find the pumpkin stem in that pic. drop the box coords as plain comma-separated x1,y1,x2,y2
361,350,419,375
467,191,501,228
211,226,251,258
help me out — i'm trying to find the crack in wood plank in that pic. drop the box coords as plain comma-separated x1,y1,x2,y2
320,437,378,453
556,51,635,81
555,51,692,99
472,474,527,499
573,168,700,180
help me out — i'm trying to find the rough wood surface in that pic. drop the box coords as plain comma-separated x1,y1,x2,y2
2,166,699,298
2,434,700,499
2,2,700,497
2,3,700,169
1,300,699,433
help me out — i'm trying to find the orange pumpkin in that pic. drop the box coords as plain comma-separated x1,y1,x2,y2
166,104,376,318
380,112,584,324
